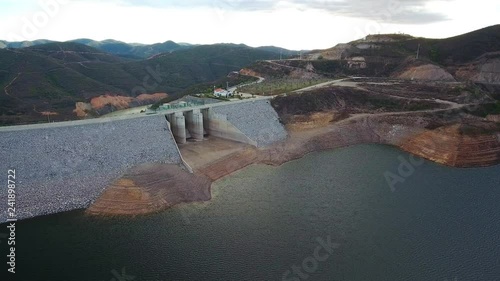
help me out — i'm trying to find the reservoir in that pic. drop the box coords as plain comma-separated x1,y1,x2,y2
4,144,500,281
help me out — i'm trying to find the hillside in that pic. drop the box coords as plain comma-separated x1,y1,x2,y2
399,25,500,65
0,42,282,125
305,25,500,65
1,39,300,60
70,39,195,59
248,25,500,84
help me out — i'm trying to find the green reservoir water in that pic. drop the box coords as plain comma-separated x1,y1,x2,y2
3,144,500,281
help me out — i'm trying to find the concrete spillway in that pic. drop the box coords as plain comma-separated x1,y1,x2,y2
166,107,258,146
165,100,287,147
185,109,204,141
167,112,187,144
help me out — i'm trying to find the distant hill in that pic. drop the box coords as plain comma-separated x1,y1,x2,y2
0,39,301,59
305,25,500,65
0,42,283,125
69,39,195,59
401,25,500,64
0,39,55,49
256,46,307,57
250,25,500,83
25,42,129,63
0,39,195,59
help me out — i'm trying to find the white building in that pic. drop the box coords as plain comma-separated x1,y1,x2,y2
214,88,232,98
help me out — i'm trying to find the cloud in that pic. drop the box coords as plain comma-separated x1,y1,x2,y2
114,0,451,24
300,0,452,24
113,0,274,11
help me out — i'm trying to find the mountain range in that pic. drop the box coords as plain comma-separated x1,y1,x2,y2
0,39,301,59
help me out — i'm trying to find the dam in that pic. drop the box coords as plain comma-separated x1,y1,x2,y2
0,99,287,221
166,107,257,146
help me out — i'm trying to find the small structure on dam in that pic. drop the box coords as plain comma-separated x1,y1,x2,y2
166,107,258,146
166,109,205,144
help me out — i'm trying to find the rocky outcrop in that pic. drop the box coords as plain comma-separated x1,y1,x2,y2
455,56,500,84
347,57,367,69
87,164,211,216
74,102,93,118
397,64,456,81
259,116,426,166
256,114,500,169
476,59,500,83
400,124,500,167
74,93,168,118
487,115,500,123
239,68,261,77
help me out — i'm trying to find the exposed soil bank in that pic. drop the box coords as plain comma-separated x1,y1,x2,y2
86,163,211,216
258,115,500,169
88,113,500,216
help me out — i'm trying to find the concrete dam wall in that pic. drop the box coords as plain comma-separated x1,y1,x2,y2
0,115,182,221
0,99,287,221
211,100,288,147
165,99,288,147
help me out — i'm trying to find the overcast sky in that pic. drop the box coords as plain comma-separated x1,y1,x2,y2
0,0,498,50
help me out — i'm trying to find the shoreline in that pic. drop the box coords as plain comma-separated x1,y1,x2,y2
201,114,500,183
86,113,500,217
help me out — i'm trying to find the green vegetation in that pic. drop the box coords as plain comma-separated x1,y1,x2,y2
271,86,445,121
239,78,330,96
398,25,500,64
464,102,500,117
429,46,441,63
197,94,231,101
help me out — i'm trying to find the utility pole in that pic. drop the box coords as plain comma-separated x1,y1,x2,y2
416,44,421,60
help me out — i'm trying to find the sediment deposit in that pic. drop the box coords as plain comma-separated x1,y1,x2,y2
86,164,211,216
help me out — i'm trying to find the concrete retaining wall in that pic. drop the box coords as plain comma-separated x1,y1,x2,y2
204,110,257,146
0,115,182,221
212,99,288,147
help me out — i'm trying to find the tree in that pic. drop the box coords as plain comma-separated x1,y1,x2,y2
429,47,440,63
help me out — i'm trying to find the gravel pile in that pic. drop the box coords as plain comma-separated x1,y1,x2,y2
0,115,181,221
213,99,287,147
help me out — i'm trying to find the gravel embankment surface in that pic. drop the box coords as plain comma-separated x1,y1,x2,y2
0,115,181,221
212,99,287,147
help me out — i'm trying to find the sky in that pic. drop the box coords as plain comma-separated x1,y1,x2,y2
0,0,498,50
